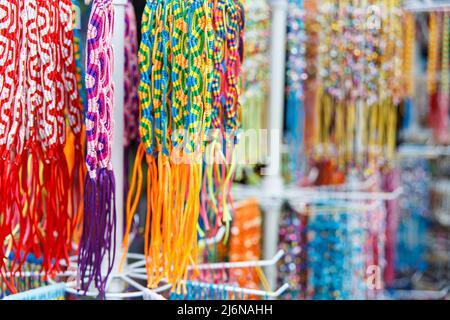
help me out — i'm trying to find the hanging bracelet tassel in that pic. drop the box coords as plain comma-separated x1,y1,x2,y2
37,0,66,274
1,0,82,289
201,0,244,241
0,0,21,287
78,0,116,298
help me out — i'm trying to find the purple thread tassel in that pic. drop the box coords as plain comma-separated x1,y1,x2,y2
78,168,116,299
80,0,116,299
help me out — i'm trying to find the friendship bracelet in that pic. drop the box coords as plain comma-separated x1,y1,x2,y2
78,0,116,299
0,0,84,290
122,0,244,294
285,0,307,182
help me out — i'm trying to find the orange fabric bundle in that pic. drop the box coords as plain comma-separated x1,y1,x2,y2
228,199,262,290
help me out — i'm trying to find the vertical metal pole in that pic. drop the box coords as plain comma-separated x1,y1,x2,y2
262,0,288,291
111,0,126,276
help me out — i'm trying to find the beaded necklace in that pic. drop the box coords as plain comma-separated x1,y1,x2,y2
285,0,307,182
277,204,307,300
314,0,403,177
397,159,430,273
304,202,385,300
